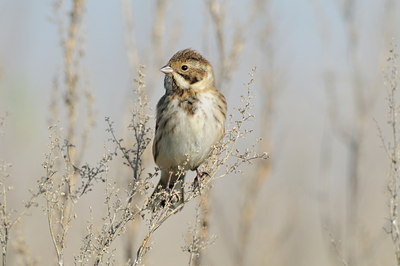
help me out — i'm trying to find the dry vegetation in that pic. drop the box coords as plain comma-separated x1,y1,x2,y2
0,0,400,265
2,0,269,265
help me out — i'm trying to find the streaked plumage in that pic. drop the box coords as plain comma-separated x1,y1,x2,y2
151,49,226,210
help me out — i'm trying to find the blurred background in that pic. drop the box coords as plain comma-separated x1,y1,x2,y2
0,0,399,265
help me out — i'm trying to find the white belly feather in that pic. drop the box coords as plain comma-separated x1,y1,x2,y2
155,92,223,170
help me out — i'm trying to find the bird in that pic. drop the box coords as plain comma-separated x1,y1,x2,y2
150,48,227,210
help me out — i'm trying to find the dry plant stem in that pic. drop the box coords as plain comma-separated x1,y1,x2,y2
0,119,39,266
236,13,276,263
236,74,264,265
202,8,211,54
134,203,185,265
316,2,355,264
0,184,34,266
236,149,270,266
91,137,149,264
152,0,169,67
134,70,267,265
13,228,38,266
107,66,151,186
380,45,400,265
324,226,349,266
0,145,11,266
193,189,211,266
50,73,60,123
51,2,87,264
41,127,72,266
206,0,225,89
46,195,64,266
90,67,151,265
0,168,41,263
121,0,139,72
344,12,362,266
206,0,250,93
187,200,213,266
215,69,263,177
42,128,109,265
77,83,96,165
93,205,138,265
322,1,372,264
107,120,137,177
151,0,169,94
120,3,148,256
0,175,9,266
64,0,86,196
124,221,140,264
340,2,365,264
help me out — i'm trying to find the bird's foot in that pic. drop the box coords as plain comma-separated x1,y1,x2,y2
192,169,209,194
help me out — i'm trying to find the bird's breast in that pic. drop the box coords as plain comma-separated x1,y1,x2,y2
153,91,225,170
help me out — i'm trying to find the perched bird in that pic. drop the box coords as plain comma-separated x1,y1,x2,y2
151,49,227,210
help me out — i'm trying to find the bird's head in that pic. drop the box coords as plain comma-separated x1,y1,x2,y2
161,49,215,91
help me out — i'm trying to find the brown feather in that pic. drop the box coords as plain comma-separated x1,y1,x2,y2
151,49,226,211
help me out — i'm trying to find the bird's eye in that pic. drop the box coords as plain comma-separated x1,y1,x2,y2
181,65,188,71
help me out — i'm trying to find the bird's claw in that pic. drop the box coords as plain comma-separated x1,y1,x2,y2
193,170,209,193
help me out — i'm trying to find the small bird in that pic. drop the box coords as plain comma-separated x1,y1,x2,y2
151,49,227,210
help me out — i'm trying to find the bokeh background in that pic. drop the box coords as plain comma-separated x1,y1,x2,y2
0,0,400,265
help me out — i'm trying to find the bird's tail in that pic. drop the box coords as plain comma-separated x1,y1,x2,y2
150,169,185,211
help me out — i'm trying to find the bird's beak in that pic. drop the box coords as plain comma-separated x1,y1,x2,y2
160,65,174,74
